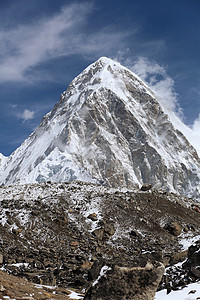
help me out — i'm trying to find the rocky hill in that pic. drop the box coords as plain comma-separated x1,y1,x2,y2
0,57,200,199
1,182,200,298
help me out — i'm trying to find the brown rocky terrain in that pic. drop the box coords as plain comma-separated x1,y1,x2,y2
0,270,83,299
0,181,200,298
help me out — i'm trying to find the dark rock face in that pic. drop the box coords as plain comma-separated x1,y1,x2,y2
183,240,200,278
84,262,165,300
165,221,182,236
140,183,152,191
160,240,200,293
88,213,98,221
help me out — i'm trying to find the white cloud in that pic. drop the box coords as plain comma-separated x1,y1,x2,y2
116,54,200,156
189,115,200,155
10,104,17,108
126,57,180,114
130,58,200,156
19,109,35,121
0,2,129,83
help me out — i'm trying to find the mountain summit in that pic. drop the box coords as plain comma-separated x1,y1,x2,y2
0,57,200,197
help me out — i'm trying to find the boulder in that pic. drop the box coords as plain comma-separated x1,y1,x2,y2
104,224,115,237
169,250,188,265
84,262,165,300
165,221,182,236
0,254,3,265
92,229,104,240
88,213,98,221
140,184,152,191
88,259,104,281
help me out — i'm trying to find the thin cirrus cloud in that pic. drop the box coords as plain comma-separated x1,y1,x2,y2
124,56,180,113
0,2,129,83
19,109,35,122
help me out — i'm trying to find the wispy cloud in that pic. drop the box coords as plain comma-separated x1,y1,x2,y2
117,55,200,156
189,115,200,155
19,109,35,122
123,56,180,114
0,2,129,83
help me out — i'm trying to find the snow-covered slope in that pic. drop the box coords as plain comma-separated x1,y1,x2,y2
0,57,200,197
0,153,7,176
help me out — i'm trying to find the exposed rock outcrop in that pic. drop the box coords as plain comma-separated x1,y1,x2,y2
165,221,182,236
84,262,165,300
160,240,200,293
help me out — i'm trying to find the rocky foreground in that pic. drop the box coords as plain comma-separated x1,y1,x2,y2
0,181,200,299
0,270,83,299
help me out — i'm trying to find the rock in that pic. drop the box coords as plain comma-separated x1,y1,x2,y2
88,213,98,221
190,225,196,231
129,230,138,238
183,225,189,233
190,266,200,278
165,221,182,236
188,289,196,294
92,229,104,240
191,204,200,213
70,241,79,248
12,228,22,235
88,260,103,281
104,224,115,236
169,250,188,265
81,261,94,269
0,254,3,264
183,241,200,270
140,184,152,191
84,262,165,300
0,284,6,291
161,240,200,293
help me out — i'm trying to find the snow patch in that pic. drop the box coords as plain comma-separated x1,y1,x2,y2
155,282,200,299
92,265,112,286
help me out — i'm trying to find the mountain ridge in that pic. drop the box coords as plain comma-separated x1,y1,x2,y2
0,57,200,198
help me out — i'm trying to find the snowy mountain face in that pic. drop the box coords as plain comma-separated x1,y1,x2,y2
0,57,200,198
0,153,7,174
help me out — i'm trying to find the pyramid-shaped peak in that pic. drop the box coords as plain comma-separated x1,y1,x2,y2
96,56,118,64
83,56,126,74
65,56,133,98
72,56,140,91
81,56,141,86
1,56,200,200
92,56,127,69
96,56,112,62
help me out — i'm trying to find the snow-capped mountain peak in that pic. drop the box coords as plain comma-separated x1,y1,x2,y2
0,57,200,198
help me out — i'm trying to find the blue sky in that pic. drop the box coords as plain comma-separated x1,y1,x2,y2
0,0,200,155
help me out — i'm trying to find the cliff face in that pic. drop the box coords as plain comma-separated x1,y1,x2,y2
0,57,200,197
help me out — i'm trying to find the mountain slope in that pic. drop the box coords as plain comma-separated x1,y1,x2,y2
0,181,200,296
0,57,200,197
0,153,7,176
